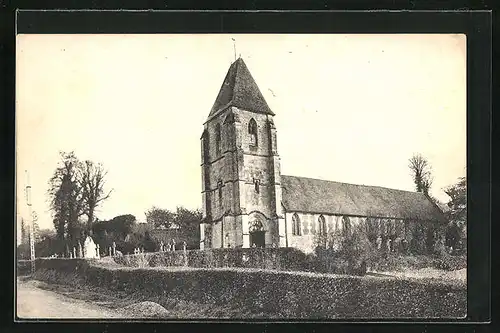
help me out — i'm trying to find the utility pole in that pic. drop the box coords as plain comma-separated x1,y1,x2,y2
25,170,36,274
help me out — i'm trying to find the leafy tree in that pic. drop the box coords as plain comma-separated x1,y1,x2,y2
408,153,433,195
17,243,30,260
143,231,158,252
444,177,467,224
174,206,202,249
174,206,202,229
91,214,137,253
315,225,372,275
444,176,467,253
20,217,28,245
145,206,175,229
34,229,58,258
108,214,136,240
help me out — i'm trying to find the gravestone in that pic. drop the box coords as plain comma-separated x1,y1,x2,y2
182,241,188,266
83,236,98,259
78,242,83,258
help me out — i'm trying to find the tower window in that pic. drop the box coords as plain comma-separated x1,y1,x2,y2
248,118,258,147
292,213,301,236
215,123,221,156
218,180,223,207
254,178,260,193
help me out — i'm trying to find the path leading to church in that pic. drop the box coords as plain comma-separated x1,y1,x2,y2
16,278,126,319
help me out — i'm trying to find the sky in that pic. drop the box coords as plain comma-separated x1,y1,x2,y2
16,34,466,239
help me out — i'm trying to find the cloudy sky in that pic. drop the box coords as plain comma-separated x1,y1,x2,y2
16,34,466,236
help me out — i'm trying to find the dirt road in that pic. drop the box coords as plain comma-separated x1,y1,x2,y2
16,278,126,319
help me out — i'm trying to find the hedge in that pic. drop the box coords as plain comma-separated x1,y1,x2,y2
113,247,311,271
369,254,467,272
17,260,32,276
30,258,466,319
111,248,465,276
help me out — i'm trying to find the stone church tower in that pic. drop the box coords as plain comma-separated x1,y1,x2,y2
200,58,285,249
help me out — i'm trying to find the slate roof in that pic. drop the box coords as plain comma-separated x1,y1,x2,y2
281,175,447,222
208,58,274,119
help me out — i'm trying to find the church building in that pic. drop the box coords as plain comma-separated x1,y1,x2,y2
199,58,447,254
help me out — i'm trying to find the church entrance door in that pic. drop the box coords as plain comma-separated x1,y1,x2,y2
250,231,265,248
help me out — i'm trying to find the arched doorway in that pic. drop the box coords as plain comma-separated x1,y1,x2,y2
249,219,265,248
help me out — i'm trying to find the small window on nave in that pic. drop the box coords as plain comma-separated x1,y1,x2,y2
342,216,351,235
292,213,301,236
248,118,258,147
318,215,327,235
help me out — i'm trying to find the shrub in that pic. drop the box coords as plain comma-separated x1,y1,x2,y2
368,253,467,272
311,225,373,275
432,253,467,271
17,260,31,276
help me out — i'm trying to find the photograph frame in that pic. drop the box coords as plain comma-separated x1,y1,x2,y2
2,7,492,332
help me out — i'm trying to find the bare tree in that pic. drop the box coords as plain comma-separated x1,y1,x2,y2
79,160,113,233
48,152,112,249
408,153,433,195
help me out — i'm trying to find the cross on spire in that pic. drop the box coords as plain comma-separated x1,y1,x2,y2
231,38,237,61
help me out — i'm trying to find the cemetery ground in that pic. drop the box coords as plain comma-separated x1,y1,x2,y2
16,255,467,319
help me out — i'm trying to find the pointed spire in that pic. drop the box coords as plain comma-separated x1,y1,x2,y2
208,58,274,119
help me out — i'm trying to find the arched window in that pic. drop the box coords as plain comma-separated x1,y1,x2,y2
292,213,301,236
215,123,221,155
217,180,223,207
249,219,264,233
342,216,351,235
318,215,327,235
248,118,258,147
